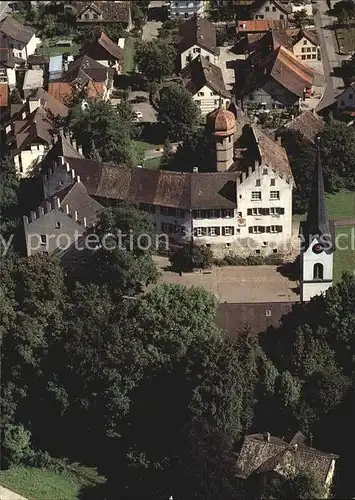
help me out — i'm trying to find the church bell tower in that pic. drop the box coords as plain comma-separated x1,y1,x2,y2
299,136,335,302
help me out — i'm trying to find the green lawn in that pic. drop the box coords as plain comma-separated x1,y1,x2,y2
143,156,161,169
334,226,355,282
334,26,355,54
293,190,355,223
36,37,80,57
123,36,136,74
0,466,104,500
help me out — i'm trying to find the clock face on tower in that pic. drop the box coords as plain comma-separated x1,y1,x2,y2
312,243,324,254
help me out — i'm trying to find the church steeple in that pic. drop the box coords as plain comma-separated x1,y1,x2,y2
305,136,334,252
299,135,334,302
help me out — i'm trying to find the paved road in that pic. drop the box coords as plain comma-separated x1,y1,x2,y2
130,91,157,122
0,485,27,500
314,0,346,110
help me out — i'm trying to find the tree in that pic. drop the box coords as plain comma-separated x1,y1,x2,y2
320,119,355,190
80,206,158,297
134,39,176,83
63,100,141,166
0,155,19,235
261,471,326,499
332,0,355,24
169,245,213,272
2,423,32,468
157,84,201,141
159,137,173,169
293,9,309,28
131,2,146,30
10,88,22,104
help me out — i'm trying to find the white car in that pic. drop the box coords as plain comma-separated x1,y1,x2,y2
133,111,143,118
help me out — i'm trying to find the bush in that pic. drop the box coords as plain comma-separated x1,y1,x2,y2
2,424,32,468
169,245,213,272
214,253,284,267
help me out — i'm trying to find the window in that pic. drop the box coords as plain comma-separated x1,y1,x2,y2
251,191,262,201
205,55,210,61
270,178,275,186
84,13,89,18
176,209,182,217
196,100,201,106
273,248,278,254
313,263,324,280
18,52,22,58
214,99,219,105
265,5,269,11
303,40,307,45
302,55,306,60
349,94,353,100
195,210,203,219
249,226,265,234
280,13,284,19
252,208,262,216
263,168,268,175
270,191,280,200
224,227,230,236
266,309,271,317
272,6,276,11
210,227,216,236
255,249,261,254
269,207,276,215
312,54,316,59
222,209,233,218
307,47,311,52
307,54,311,59
267,225,282,233
93,13,98,19
55,222,62,229
238,211,242,217
249,94,254,101
301,47,306,53
269,225,278,233
341,100,345,106
255,179,261,187
312,46,317,52
236,228,240,234
198,91,204,96
226,243,231,248
161,206,169,215
194,47,201,53
40,235,47,245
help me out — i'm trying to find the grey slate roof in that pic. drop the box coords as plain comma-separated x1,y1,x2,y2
0,15,35,44
182,55,230,98
177,16,220,56
236,432,338,487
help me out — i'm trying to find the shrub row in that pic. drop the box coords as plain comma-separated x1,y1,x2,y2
213,253,284,267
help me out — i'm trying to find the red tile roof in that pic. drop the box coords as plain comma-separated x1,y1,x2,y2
236,19,285,33
47,82,73,104
0,84,9,107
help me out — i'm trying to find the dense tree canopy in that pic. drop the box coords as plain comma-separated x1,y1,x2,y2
157,84,201,141
62,99,143,166
134,39,176,83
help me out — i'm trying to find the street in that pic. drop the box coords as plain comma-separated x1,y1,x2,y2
314,0,347,110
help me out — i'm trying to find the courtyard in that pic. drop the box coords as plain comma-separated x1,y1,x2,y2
152,256,299,303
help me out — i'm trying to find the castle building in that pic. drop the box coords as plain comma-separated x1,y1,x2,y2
299,137,335,302
23,104,294,260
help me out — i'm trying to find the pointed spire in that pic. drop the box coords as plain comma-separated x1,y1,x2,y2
306,136,333,250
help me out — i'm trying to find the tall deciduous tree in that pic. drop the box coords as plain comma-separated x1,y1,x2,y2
134,39,176,83
157,84,201,141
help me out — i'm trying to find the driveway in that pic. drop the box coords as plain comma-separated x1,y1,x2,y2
130,91,157,122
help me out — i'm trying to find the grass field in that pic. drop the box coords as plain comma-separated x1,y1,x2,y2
333,226,355,282
293,189,355,222
0,466,104,500
143,156,161,169
334,26,355,54
36,37,80,57
123,36,136,74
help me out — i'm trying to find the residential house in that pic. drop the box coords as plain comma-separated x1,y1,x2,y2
335,82,355,113
177,16,220,70
252,0,291,25
237,45,315,110
22,69,44,98
47,55,114,104
236,19,286,36
81,31,124,74
0,15,40,61
182,55,230,115
0,48,17,89
5,87,68,177
35,104,294,259
74,1,132,31
287,28,320,63
168,0,206,19
236,431,338,497
276,110,324,144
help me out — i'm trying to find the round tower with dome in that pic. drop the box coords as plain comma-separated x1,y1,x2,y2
206,101,236,172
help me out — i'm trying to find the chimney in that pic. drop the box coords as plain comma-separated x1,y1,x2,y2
65,162,70,172
71,169,75,179
193,166,199,173
74,210,78,221
264,432,271,443
59,156,65,166
76,175,80,183
65,204,70,215
53,196,60,209
83,217,87,227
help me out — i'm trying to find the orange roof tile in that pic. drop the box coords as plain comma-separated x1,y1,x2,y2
236,19,285,33
87,81,105,100
0,84,9,107
47,82,73,104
